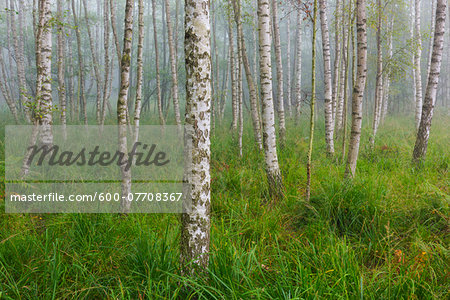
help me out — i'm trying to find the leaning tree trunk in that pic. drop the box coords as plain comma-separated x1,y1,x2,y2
319,0,335,156
164,0,182,133
295,10,303,120
134,0,144,143
152,0,165,126
413,0,447,163
258,0,284,201
117,0,134,213
57,0,66,136
370,0,383,147
271,0,286,144
37,0,53,145
414,0,423,131
110,0,122,64
181,0,212,273
231,0,263,151
345,0,368,178
426,0,436,84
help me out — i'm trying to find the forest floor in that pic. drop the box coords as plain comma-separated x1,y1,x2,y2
0,111,448,299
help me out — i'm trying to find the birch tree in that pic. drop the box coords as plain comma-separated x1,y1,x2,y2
37,0,53,145
228,13,238,131
133,0,144,142
118,0,134,213
413,0,447,163
345,0,367,178
271,0,286,144
181,0,212,272
295,10,303,119
258,0,284,200
332,0,342,122
319,0,335,156
370,0,383,147
152,0,165,125
57,0,66,135
231,0,263,151
414,0,423,131
164,0,182,133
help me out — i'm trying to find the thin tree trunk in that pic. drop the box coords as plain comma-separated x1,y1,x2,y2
82,0,103,124
232,0,263,151
306,0,318,202
286,14,292,117
332,0,341,123
336,0,348,132
271,0,286,144
57,0,66,136
345,0,367,178
381,18,394,123
182,0,212,272
152,0,165,125
370,0,383,147
0,53,19,123
72,0,87,125
413,0,446,163
117,0,134,214
426,0,436,84
295,10,303,120
10,0,30,122
414,0,423,131
229,15,238,131
110,0,122,64
101,0,110,125
319,0,335,156
258,0,284,201
164,0,182,133
134,0,144,143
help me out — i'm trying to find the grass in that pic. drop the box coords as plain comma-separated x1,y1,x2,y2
0,110,448,299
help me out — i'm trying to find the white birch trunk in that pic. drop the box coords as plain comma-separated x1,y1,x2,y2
319,0,335,155
258,0,284,200
295,10,303,120
182,0,212,271
345,0,368,178
152,0,165,126
413,0,447,162
414,0,423,131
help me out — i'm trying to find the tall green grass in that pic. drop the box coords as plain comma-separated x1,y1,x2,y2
0,112,448,299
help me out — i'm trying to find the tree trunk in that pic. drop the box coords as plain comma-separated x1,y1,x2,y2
332,0,341,123
57,0,66,136
72,0,87,125
306,0,318,202
381,18,394,124
336,0,348,132
10,0,30,122
101,0,110,125
414,0,423,131
370,0,383,147
271,0,286,144
117,0,134,213
345,0,368,178
229,14,238,131
258,0,284,201
0,53,19,123
37,0,53,145
426,0,436,84
134,0,144,142
164,0,182,133
319,0,335,156
110,0,122,64
286,14,292,117
231,0,263,151
152,0,165,125
82,0,103,124
413,0,446,163
295,10,303,120
182,0,212,272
